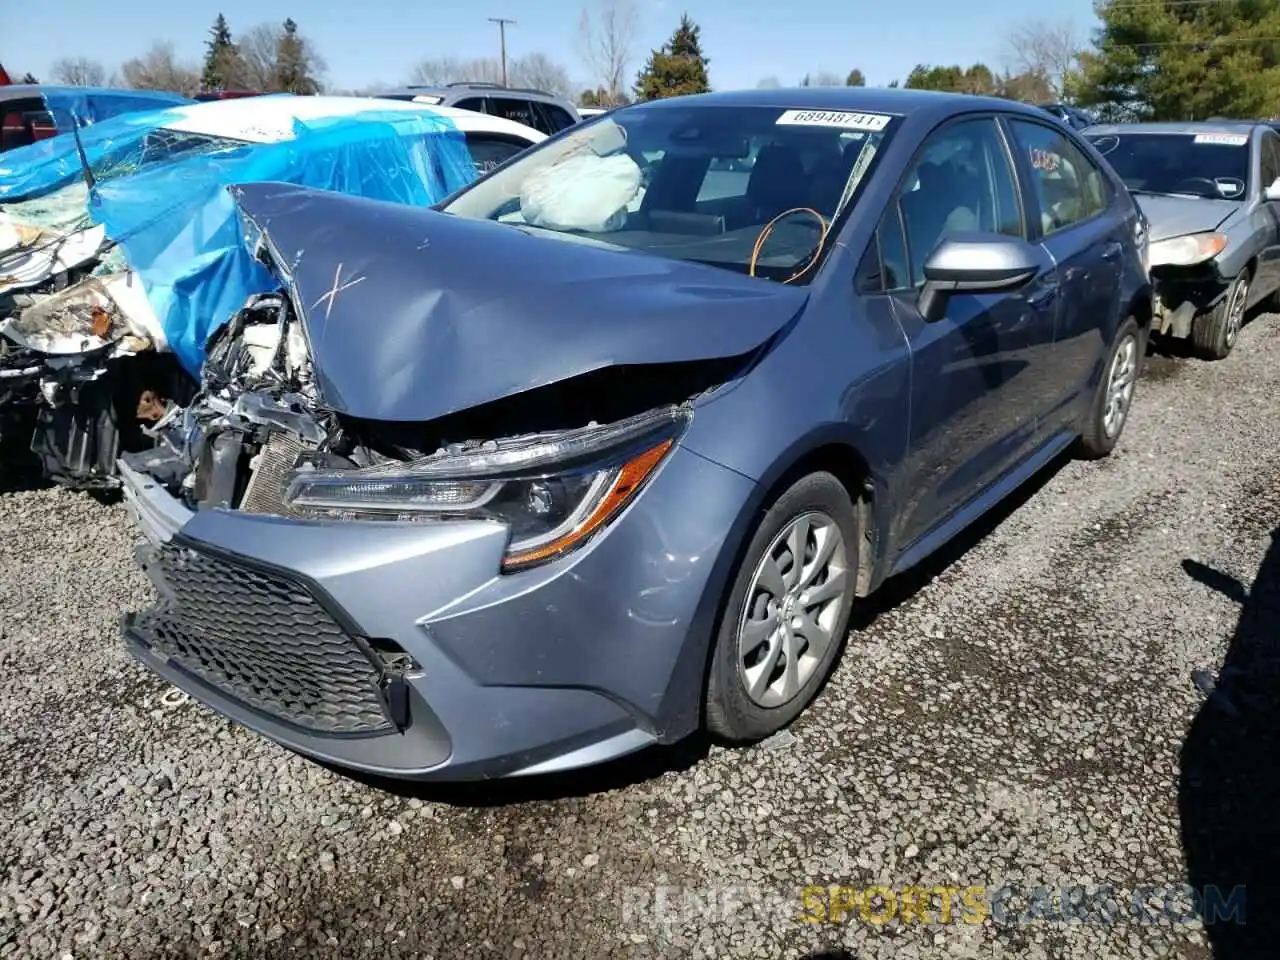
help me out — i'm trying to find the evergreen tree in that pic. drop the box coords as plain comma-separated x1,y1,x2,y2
20,72,38,84
633,14,710,100
846,68,866,87
202,13,239,91
1076,0,1280,120
275,18,320,95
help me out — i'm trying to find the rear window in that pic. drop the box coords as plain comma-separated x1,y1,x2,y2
464,133,529,174
1087,132,1251,199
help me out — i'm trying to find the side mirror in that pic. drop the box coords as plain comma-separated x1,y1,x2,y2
918,233,1040,322
1265,177,1280,202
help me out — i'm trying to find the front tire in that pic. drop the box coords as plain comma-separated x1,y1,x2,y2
705,472,858,742
1192,269,1249,360
1075,316,1141,460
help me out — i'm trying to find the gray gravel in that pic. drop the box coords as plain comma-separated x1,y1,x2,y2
3,317,1280,959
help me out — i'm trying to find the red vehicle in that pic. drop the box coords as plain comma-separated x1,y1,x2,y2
0,86,59,151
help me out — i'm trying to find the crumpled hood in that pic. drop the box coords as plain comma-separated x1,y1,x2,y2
1135,194,1241,243
230,182,808,422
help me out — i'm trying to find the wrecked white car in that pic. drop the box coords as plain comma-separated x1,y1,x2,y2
0,95,541,487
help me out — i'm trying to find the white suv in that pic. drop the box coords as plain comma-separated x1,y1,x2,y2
376,82,580,137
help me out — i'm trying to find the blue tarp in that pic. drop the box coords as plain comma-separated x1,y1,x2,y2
87,108,477,374
38,86,194,131
0,100,196,201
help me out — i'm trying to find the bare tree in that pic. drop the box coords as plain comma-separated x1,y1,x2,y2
51,56,109,87
578,0,639,104
800,71,844,87
511,53,573,97
411,55,501,86
409,53,573,97
236,24,283,90
119,42,201,97
1005,19,1082,99
756,76,781,89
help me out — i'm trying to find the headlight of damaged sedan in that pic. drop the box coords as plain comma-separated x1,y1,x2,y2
1147,232,1228,268
283,406,691,571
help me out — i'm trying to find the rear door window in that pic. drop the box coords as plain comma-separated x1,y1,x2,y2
488,97,545,133
536,102,577,133
453,97,486,114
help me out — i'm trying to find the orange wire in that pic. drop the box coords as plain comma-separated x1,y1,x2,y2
748,206,830,283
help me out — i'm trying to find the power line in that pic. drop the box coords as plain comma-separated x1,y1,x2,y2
1108,0,1270,6
1102,35,1280,47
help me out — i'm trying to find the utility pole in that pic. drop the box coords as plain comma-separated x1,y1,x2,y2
488,17,516,86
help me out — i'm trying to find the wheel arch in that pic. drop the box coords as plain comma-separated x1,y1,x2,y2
677,427,885,733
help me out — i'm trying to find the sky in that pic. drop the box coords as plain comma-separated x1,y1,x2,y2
1,0,1101,95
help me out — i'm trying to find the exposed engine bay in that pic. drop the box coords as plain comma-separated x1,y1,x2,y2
122,284,743,537
0,223,194,487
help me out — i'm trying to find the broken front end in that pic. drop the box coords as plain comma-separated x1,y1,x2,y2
117,283,751,778
0,218,192,487
115,182,806,779
1151,260,1232,340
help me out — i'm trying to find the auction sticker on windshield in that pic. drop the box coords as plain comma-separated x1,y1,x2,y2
1194,133,1248,146
776,110,891,132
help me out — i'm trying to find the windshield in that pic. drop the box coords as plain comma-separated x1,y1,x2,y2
1087,132,1251,199
89,128,249,185
441,104,898,283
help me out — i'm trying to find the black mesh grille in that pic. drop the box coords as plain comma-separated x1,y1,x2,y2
132,543,394,734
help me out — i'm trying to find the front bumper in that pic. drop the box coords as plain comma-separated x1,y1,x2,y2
118,444,756,780
1151,263,1231,339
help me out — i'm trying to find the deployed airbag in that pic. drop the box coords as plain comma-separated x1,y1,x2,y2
519,152,641,233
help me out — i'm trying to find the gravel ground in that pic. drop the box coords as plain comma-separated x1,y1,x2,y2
2,317,1279,959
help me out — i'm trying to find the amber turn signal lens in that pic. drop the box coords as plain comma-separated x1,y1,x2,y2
501,439,674,570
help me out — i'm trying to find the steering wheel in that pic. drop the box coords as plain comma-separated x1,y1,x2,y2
749,207,830,283
1171,177,1223,198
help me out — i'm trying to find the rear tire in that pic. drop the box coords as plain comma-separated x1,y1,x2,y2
1075,316,1141,460
705,472,858,742
1192,270,1248,360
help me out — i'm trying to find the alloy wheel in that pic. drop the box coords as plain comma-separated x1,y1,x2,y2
1225,276,1248,349
1102,333,1138,439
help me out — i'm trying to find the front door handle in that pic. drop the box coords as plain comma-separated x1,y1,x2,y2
1102,242,1123,262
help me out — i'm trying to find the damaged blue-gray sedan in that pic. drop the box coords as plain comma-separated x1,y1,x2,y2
121,89,1151,780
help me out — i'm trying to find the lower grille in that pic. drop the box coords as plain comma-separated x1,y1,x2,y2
131,542,395,734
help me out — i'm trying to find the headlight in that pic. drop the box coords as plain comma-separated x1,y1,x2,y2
1147,232,1228,268
284,405,691,571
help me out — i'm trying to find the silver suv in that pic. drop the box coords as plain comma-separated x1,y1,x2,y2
375,82,580,136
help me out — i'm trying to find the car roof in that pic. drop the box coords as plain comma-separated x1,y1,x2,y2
0,84,187,105
625,86,1058,124
1085,120,1261,136
381,83,572,104
154,94,545,144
